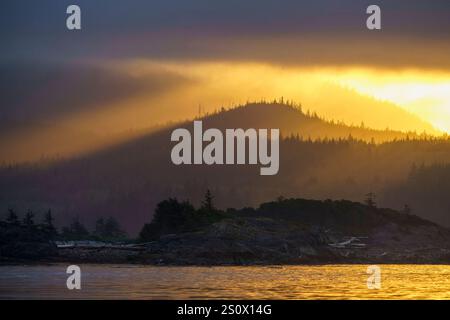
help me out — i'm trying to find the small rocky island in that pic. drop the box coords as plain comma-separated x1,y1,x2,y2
2,196,450,265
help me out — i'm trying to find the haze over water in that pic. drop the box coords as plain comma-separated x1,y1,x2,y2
1,264,450,299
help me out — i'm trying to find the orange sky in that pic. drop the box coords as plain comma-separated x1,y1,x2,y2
119,60,448,133
3,1,450,163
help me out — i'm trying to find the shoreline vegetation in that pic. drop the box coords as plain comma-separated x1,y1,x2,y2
2,191,450,265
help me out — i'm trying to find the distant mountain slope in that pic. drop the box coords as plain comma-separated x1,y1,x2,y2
0,101,439,164
1,103,449,233
199,102,432,142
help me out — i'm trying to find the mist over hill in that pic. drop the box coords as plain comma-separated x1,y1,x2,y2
1,102,449,233
191,102,435,142
302,83,440,135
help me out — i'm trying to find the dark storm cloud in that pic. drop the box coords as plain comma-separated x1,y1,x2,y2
1,0,450,64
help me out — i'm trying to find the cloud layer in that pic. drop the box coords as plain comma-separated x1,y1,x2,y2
2,0,450,69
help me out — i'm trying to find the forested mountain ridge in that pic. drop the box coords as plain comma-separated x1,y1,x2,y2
1,102,449,233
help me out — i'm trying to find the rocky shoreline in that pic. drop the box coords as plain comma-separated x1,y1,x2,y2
3,215,450,265
3,198,450,266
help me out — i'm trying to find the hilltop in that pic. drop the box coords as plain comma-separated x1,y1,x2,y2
195,101,433,143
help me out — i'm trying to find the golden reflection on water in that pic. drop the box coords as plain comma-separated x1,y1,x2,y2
1,264,450,300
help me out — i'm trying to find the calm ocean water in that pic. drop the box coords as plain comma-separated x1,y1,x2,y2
1,264,449,299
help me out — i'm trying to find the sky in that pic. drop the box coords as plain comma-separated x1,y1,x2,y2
1,0,450,161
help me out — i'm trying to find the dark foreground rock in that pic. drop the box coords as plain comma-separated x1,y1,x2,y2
54,214,450,265
137,215,450,265
3,199,450,265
